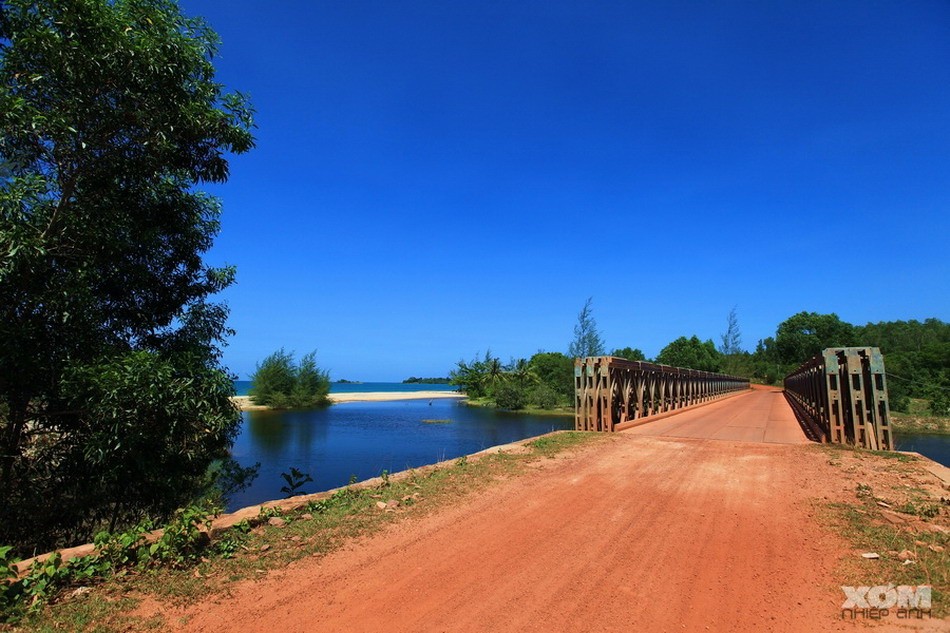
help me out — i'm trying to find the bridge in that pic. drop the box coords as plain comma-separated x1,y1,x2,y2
574,347,893,450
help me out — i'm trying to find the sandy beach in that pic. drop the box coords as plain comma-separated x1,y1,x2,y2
231,391,465,411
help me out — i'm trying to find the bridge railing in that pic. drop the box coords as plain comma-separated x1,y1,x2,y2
783,347,892,450
574,357,750,432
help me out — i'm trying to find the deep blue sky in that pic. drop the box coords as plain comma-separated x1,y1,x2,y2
180,0,949,380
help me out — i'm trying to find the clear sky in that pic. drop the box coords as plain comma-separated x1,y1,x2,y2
179,0,950,381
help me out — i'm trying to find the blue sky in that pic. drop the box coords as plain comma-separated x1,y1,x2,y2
180,0,950,380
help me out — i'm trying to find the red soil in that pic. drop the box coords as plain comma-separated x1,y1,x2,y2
170,391,941,632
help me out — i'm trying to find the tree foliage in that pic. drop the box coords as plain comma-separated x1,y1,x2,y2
774,312,855,366
610,347,646,361
568,297,605,359
853,318,950,414
719,306,742,355
449,350,574,410
249,350,331,409
0,0,254,555
656,336,722,372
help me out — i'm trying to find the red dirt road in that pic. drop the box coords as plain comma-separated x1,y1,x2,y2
173,391,928,633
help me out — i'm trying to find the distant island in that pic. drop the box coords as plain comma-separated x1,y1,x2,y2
403,377,450,384
335,379,362,384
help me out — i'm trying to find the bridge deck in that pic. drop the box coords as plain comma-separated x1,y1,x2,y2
624,386,810,444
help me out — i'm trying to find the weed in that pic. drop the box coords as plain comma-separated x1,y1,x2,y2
279,467,314,497
896,501,942,519
823,501,949,617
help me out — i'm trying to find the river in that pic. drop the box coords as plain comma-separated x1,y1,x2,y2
226,397,572,512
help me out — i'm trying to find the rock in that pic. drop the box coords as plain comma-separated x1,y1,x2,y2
386,499,400,509
299,513,313,520
861,552,880,559
267,517,286,527
260,544,271,552
898,550,915,561
375,501,387,510
879,511,906,525
903,559,916,566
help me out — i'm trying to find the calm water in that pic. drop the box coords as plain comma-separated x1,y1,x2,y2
895,433,950,468
226,398,572,512
232,380,456,396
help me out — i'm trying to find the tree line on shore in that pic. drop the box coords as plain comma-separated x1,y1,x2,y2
452,300,949,417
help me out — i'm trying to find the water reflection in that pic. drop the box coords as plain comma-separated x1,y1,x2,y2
227,399,572,512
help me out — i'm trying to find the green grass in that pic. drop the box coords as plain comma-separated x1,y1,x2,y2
891,411,950,436
526,431,597,454
9,431,603,633
461,397,573,417
819,442,918,463
822,500,949,617
889,398,950,435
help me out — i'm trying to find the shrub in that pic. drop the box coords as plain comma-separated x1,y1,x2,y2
930,391,950,417
249,350,330,408
529,384,561,409
494,383,528,410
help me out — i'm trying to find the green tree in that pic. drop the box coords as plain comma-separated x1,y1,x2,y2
450,351,496,398
610,347,646,361
656,336,722,372
509,357,534,386
494,383,528,410
774,312,855,366
528,351,574,402
719,306,742,355
568,297,605,358
249,350,330,409
0,0,254,555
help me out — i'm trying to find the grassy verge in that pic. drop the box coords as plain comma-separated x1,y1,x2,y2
817,444,950,618
890,411,950,436
7,431,603,633
460,397,574,417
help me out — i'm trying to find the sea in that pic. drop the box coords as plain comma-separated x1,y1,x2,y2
232,380,457,396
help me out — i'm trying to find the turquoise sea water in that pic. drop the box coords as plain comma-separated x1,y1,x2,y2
232,380,456,396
